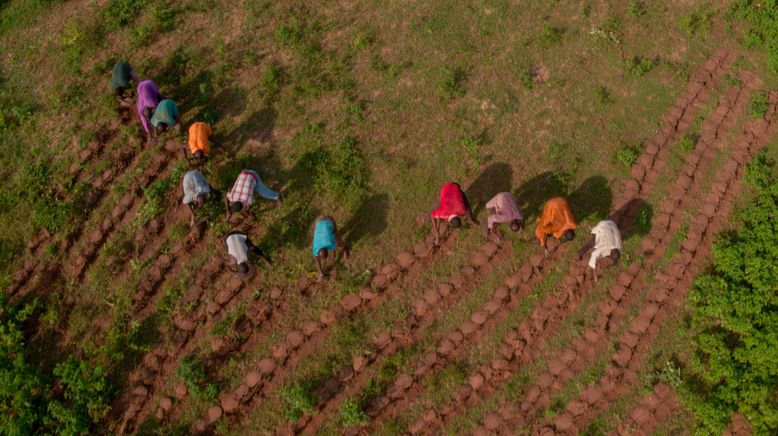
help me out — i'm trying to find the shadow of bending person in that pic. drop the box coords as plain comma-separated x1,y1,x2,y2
465,162,513,216
568,175,613,224
513,171,571,220
608,198,652,241
342,193,389,248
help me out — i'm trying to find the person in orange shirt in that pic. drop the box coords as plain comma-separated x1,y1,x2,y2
535,197,576,255
182,122,212,163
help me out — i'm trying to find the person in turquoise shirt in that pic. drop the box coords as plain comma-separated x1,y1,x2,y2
312,215,349,282
150,99,181,140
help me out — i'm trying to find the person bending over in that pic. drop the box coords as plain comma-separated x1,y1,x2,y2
535,197,577,256
182,121,212,163
181,170,216,227
224,169,282,222
312,215,349,282
137,80,164,143
483,191,523,242
430,182,478,245
576,219,622,283
150,99,181,141
110,60,139,99
225,231,271,277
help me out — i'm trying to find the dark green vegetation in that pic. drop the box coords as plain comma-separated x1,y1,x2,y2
683,152,778,434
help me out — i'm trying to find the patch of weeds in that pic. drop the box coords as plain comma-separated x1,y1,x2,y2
748,90,770,119
136,162,187,224
340,398,368,427
580,416,608,436
519,66,534,89
167,222,189,243
315,136,369,213
678,134,697,154
628,1,647,18
153,3,180,32
654,359,682,389
539,25,562,44
210,304,247,338
722,73,742,88
548,394,567,413
424,360,469,401
678,7,712,38
624,56,657,77
176,355,218,400
548,140,570,165
457,135,481,171
580,2,592,18
282,380,318,422
275,21,305,47
104,0,143,29
596,85,612,104
615,143,642,167
260,63,283,95
436,67,465,98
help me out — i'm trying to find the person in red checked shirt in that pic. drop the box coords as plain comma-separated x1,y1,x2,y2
430,182,478,245
224,169,282,222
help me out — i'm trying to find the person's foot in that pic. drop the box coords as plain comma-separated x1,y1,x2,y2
544,247,549,258
317,273,325,283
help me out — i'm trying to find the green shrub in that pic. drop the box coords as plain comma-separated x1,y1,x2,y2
340,398,368,427
46,356,112,434
678,135,697,153
104,0,143,29
678,7,712,38
625,56,656,77
748,90,770,119
629,1,648,17
437,67,465,97
176,355,218,401
683,151,778,434
282,381,318,422
731,0,778,72
615,143,642,167
539,25,562,44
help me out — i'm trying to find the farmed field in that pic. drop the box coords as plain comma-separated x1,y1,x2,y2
1,0,777,435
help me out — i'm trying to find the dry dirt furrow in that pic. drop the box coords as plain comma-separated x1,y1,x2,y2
493,70,758,432
6,110,145,298
607,383,679,436
357,243,569,434
401,49,734,435
179,230,462,433
291,240,513,434
532,92,777,435
723,414,754,436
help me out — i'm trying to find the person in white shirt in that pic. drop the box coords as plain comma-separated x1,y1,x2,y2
225,231,271,276
576,220,622,283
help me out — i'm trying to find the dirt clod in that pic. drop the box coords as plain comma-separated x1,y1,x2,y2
340,294,362,311
471,310,489,325
206,406,223,424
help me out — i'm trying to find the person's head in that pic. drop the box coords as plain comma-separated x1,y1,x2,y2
609,249,621,263
510,219,523,232
449,216,462,229
195,192,208,207
143,107,153,121
238,262,249,275
156,122,168,134
194,150,205,159
318,249,329,259
229,201,243,213
563,229,575,241
114,87,125,97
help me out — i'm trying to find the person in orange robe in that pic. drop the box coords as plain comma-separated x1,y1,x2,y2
182,122,212,162
535,197,576,255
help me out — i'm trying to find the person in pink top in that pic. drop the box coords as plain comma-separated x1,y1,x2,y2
430,182,478,245
136,80,164,143
483,192,523,242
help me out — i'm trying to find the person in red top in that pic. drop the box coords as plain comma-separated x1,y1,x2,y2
430,182,478,245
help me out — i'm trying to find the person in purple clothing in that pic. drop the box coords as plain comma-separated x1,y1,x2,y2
137,80,164,143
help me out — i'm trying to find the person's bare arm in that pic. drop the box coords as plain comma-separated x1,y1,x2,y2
431,217,441,245
224,196,231,220
577,235,596,260
188,205,196,227
315,254,325,281
461,192,478,226
335,230,349,259
130,69,139,85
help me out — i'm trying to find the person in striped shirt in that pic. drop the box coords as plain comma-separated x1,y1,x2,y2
224,169,282,221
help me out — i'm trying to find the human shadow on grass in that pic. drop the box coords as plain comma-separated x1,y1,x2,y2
608,198,653,241
568,175,612,224
465,162,513,216
224,107,277,152
513,171,572,220
342,193,389,248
